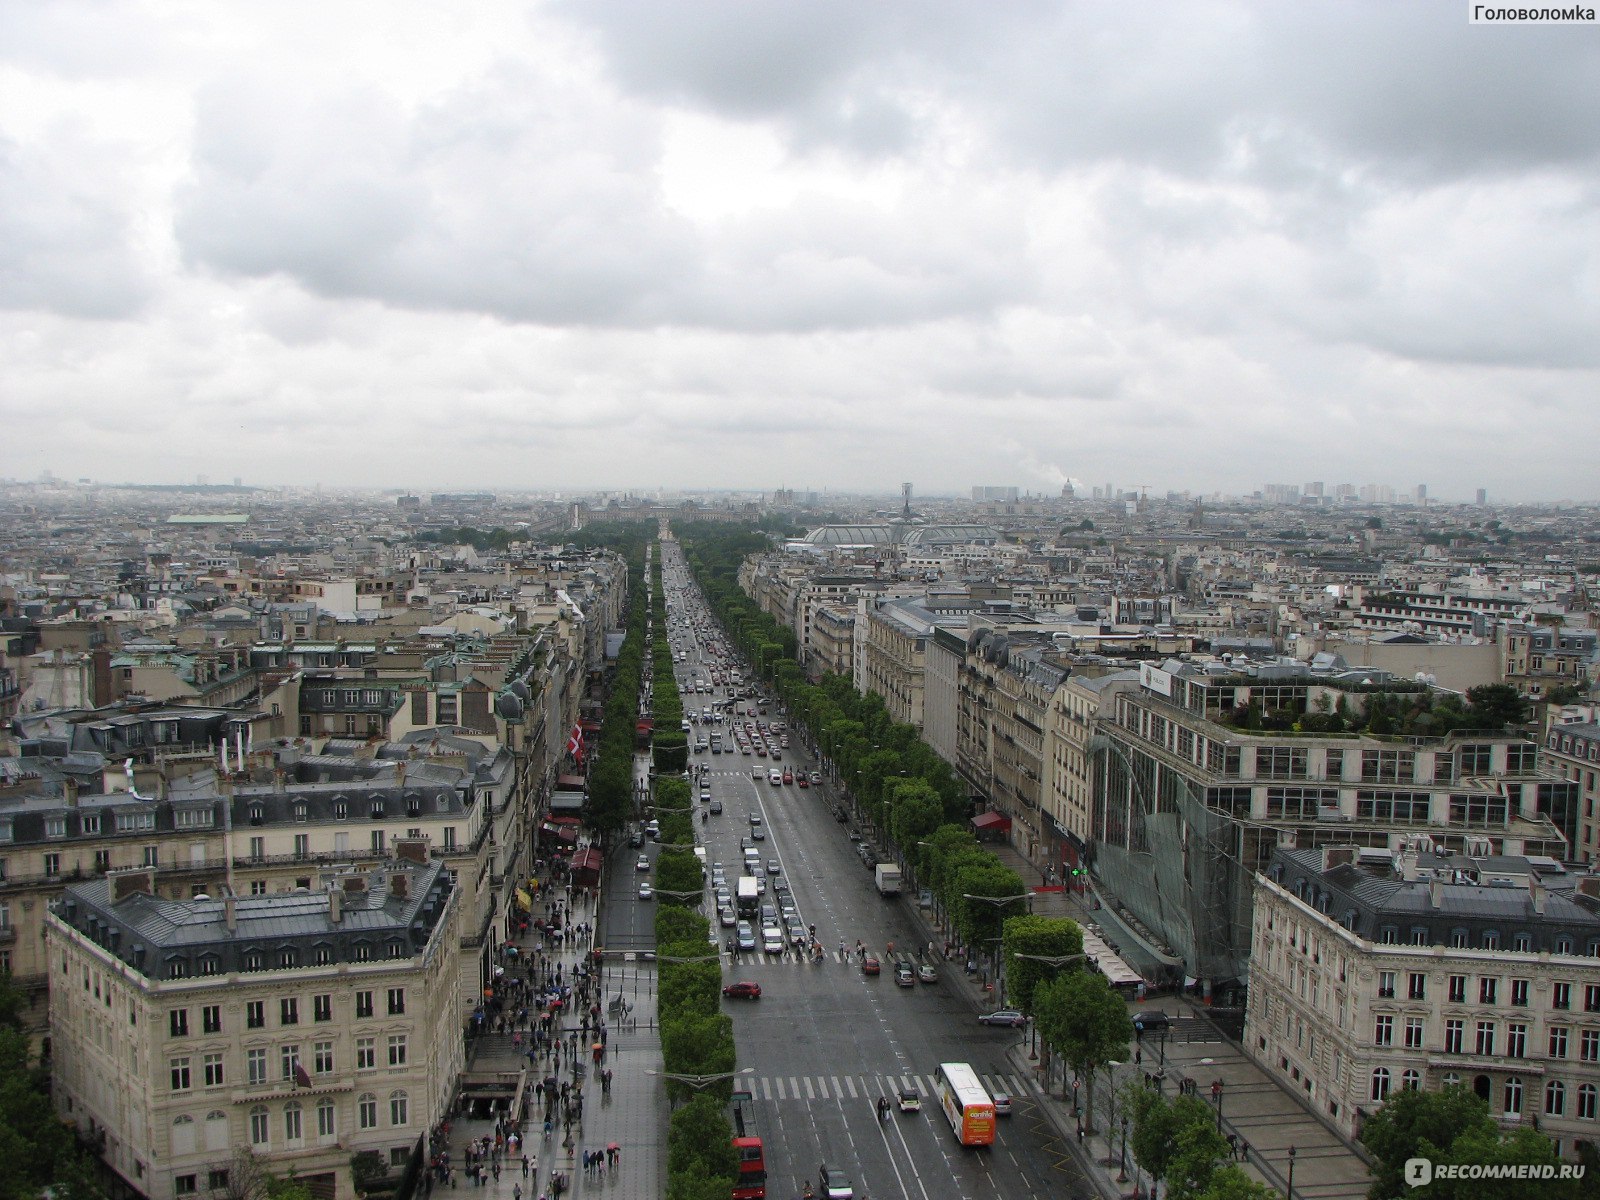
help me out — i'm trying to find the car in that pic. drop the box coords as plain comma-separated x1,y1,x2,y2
978,1009,1027,1027
635,855,651,872
771,750,783,761
810,771,822,785
722,981,762,1000
992,1092,1013,1116
645,820,660,840
861,955,881,976
787,920,808,946
637,882,653,900
700,790,712,803
768,770,781,785
897,1087,922,1112
748,812,763,826
797,776,809,788
766,859,781,875
917,963,938,984
740,837,754,851
736,924,757,952
709,799,723,814
719,907,736,927
1133,1011,1172,1034
751,826,766,840
894,963,915,987
818,1164,854,1199
762,930,784,955
629,830,644,847
848,829,861,841
782,770,793,784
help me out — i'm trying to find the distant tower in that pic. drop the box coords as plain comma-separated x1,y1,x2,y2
901,482,913,518
1476,488,1488,506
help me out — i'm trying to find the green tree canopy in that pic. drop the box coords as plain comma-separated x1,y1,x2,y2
1358,1085,1496,1199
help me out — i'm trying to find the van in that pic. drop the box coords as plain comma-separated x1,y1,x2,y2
744,848,762,870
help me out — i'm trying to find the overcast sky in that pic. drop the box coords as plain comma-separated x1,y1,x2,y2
1,2,1596,502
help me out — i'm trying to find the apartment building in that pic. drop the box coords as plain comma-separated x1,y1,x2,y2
861,597,938,728
1546,722,1600,864
46,849,463,1200
1248,845,1600,1157
1092,660,1575,994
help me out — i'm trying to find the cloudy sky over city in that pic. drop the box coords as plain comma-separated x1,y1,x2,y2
1,1,1596,500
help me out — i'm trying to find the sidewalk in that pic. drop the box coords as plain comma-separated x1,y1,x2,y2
440,849,667,1199
901,838,1373,1200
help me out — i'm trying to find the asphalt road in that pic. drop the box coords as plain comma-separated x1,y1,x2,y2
628,546,1098,1200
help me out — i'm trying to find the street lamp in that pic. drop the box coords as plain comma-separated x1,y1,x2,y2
1286,1145,1296,1199
646,1066,756,1090
961,893,1033,1001
1011,953,1091,1060
649,887,707,903
1118,1114,1129,1183
653,952,720,964
1212,1078,1225,1131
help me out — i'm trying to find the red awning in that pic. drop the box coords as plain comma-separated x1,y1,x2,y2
548,816,582,826
971,811,1012,832
553,826,578,843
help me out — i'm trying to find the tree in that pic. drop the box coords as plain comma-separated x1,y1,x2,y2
1464,683,1531,730
1001,915,1084,1018
666,1092,739,1188
349,1151,387,1195
1420,1124,1578,1200
1127,1085,1184,1185
1035,971,1132,1133
1196,1165,1279,1200
1164,1099,1232,1200
1359,1085,1496,1199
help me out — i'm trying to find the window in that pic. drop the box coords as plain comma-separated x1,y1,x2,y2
1505,1077,1524,1115
359,1093,378,1129
357,1037,375,1070
1374,1016,1394,1047
1408,973,1427,1001
246,1001,265,1029
444,826,456,850
93,849,110,873
1476,1021,1496,1056
313,994,332,1023
1378,971,1396,999
250,880,267,896
284,1102,302,1143
1507,1024,1527,1058
334,801,347,821
387,987,405,1016
170,1057,191,1091
293,834,309,859
315,1041,334,1074
1402,1069,1421,1090
143,846,158,867
204,1053,224,1087
1584,1030,1600,1063
1448,975,1467,1004
46,816,66,838
317,1098,336,1140
280,998,299,1026
1483,931,1500,951
249,1107,269,1147
43,853,61,876
1551,1027,1571,1058
200,1004,221,1034
170,1009,189,1037
280,1045,300,1081
249,837,265,861
1586,984,1600,1013
1371,1068,1391,1103
247,1048,267,1084
175,1176,197,1197
293,802,308,823
1480,977,1499,1005
1511,978,1530,1007
1404,1018,1425,1049
208,1171,230,1192
1548,1081,1567,1117
1555,982,1574,1011
1581,1085,1598,1120
356,990,374,1018
388,1035,407,1067
243,950,264,972
389,1090,409,1126
1514,933,1533,953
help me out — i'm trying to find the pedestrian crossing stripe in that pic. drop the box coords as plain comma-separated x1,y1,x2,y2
750,1072,1032,1104
721,950,940,966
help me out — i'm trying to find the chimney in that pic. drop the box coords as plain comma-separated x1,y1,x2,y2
1429,878,1443,910
1531,874,1547,915
1578,876,1600,903
395,762,406,787
1321,846,1358,873
390,873,410,901
329,888,342,925
224,893,237,933
63,779,79,807
273,769,286,793
111,868,156,903
341,875,368,894
395,838,428,865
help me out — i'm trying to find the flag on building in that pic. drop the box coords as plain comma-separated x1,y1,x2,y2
566,723,584,765
293,1062,312,1089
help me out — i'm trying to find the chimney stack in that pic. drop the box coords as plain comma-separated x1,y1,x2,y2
390,873,410,900
63,779,79,807
1429,878,1443,910
1531,874,1547,915
394,838,428,865
224,893,237,933
110,868,156,903
329,888,342,925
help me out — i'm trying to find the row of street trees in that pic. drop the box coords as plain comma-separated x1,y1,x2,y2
578,526,651,839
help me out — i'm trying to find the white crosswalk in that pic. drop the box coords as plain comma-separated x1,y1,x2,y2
721,949,938,967
749,1071,1033,1104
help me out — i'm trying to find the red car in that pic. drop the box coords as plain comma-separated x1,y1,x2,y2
861,956,881,976
722,981,762,1000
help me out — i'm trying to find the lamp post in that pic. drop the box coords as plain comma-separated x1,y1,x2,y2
961,892,1034,1001
1286,1145,1297,1199
1119,1114,1129,1183
1011,952,1091,1059
1212,1078,1225,1131
646,1066,756,1091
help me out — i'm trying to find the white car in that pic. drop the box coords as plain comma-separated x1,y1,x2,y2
637,882,653,900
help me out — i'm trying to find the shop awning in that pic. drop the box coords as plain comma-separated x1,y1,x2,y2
971,811,1012,833
557,774,586,790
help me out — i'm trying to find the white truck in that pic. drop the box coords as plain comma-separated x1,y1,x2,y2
874,863,902,896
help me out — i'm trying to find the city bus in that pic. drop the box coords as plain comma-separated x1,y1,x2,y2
934,1062,996,1146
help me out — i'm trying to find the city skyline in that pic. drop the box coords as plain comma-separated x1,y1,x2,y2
2,3,1596,500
